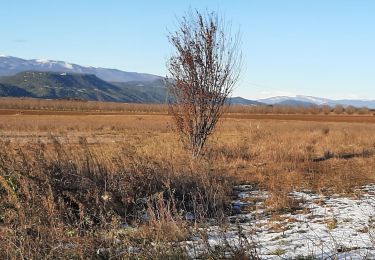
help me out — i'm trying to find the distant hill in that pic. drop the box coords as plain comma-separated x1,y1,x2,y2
112,79,169,103
0,71,165,103
0,71,264,105
0,55,160,82
259,95,375,109
227,97,264,105
0,83,32,97
260,95,330,105
274,100,316,107
1,71,373,108
1,55,375,108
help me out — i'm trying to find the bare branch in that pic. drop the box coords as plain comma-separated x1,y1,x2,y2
167,10,242,157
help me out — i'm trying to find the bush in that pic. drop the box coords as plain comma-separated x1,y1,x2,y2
345,105,356,115
322,105,331,115
333,105,344,114
358,107,369,115
0,138,233,259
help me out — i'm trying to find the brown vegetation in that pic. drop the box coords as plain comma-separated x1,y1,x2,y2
0,138,233,258
0,97,372,116
0,99,375,258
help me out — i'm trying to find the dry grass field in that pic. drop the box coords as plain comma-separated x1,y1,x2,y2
1,98,375,258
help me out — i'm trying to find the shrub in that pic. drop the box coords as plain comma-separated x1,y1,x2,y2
0,138,233,259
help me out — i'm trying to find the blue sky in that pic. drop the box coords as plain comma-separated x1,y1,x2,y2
0,0,374,99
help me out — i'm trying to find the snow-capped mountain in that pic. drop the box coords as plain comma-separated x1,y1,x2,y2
0,55,161,82
260,95,330,105
1,55,375,108
259,95,375,109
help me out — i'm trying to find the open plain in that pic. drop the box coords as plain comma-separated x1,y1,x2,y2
0,100,375,258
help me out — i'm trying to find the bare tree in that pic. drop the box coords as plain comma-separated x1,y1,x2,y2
358,106,369,115
333,104,344,114
322,105,331,115
167,10,241,157
345,105,356,115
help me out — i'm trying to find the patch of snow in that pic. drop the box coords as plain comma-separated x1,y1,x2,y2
260,96,291,103
187,185,375,259
295,95,330,105
261,95,332,105
63,62,73,69
35,59,50,64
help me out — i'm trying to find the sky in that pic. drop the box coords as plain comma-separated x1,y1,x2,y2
0,0,374,100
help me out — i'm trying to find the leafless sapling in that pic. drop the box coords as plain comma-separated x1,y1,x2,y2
167,10,242,157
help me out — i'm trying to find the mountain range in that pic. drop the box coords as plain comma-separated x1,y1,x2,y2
0,55,160,82
0,55,374,108
0,71,168,103
259,95,375,109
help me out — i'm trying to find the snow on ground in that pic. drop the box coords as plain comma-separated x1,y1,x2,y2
193,185,375,259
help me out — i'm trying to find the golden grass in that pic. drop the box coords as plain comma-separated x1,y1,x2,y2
1,100,375,258
1,112,374,194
